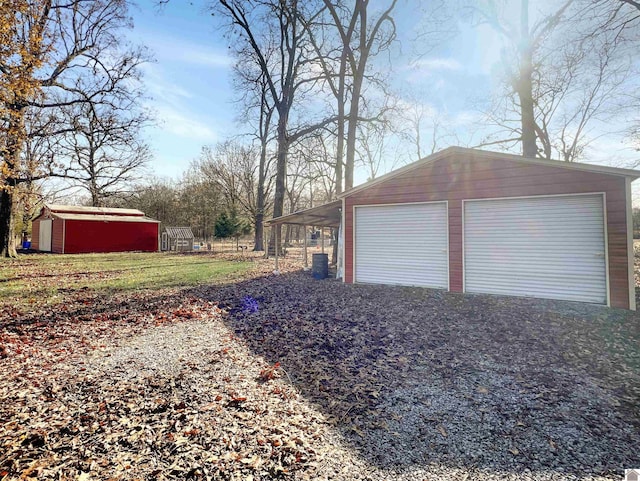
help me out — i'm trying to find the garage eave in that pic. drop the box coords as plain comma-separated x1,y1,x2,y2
339,146,640,199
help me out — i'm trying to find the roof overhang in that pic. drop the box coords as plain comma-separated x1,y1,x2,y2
338,146,640,199
265,200,341,227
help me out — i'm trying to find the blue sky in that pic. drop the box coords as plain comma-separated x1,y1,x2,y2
128,1,237,178
126,1,640,193
126,1,504,182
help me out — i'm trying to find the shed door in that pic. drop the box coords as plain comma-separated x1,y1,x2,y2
464,194,607,304
355,202,448,288
39,219,52,252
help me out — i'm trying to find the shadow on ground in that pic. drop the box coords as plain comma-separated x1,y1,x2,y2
193,270,640,478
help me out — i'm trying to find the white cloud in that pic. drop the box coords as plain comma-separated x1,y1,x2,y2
142,64,194,102
581,133,639,168
472,23,505,75
139,64,220,144
404,57,463,84
409,58,463,72
451,110,481,127
153,103,218,142
179,49,232,69
138,30,232,69
395,98,439,119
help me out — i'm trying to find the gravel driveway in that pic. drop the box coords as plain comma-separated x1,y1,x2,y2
194,271,640,480
2,261,638,480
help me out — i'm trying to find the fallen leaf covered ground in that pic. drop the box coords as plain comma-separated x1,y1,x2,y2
1,251,639,480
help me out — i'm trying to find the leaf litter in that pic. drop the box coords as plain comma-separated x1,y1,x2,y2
1,253,639,480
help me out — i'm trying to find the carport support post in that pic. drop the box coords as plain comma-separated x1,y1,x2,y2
321,227,325,254
264,225,268,258
303,225,308,269
274,225,279,272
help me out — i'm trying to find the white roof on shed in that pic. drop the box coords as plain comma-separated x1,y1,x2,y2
54,213,159,223
164,227,195,238
47,204,145,216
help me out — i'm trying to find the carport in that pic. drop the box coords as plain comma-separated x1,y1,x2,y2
264,200,341,274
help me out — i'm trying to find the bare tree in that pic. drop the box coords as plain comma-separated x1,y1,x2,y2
587,0,640,38
218,0,346,253
322,0,398,190
42,41,153,206
128,177,180,226
295,133,337,202
472,0,574,157
469,0,636,162
356,122,387,181
253,73,276,250
232,49,277,250
195,141,268,243
300,2,352,195
178,168,222,240
53,101,151,205
582,0,640,152
0,0,142,257
394,92,462,161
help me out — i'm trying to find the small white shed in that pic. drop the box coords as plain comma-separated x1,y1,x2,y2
161,227,195,252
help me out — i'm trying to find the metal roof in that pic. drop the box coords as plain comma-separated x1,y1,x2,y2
339,146,640,198
53,213,160,223
265,200,341,227
47,204,145,216
164,226,195,239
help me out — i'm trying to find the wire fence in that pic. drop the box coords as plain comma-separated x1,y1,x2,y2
192,235,335,263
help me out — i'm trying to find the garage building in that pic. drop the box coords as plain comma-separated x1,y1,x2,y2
267,147,639,310
31,204,160,254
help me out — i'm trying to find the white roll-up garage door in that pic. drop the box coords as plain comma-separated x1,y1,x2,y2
464,194,607,304
355,202,448,288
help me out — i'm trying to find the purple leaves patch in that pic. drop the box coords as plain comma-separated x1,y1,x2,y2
241,296,259,314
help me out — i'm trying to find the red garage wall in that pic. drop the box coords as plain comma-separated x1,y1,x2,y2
344,150,632,309
52,219,65,253
64,220,159,254
31,220,40,251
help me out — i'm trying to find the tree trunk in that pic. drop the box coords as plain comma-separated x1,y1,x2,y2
345,73,363,190
90,165,100,206
0,112,24,258
332,41,349,266
269,113,288,255
331,228,338,265
335,46,347,196
0,187,18,258
253,139,268,251
332,90,343,265
344,1,368,191
285,224,291,245
518,0,537,158
254,210,264,251
91,188,100,207
335,127,344,195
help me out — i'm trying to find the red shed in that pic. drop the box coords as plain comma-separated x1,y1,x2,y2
31,204,160,254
